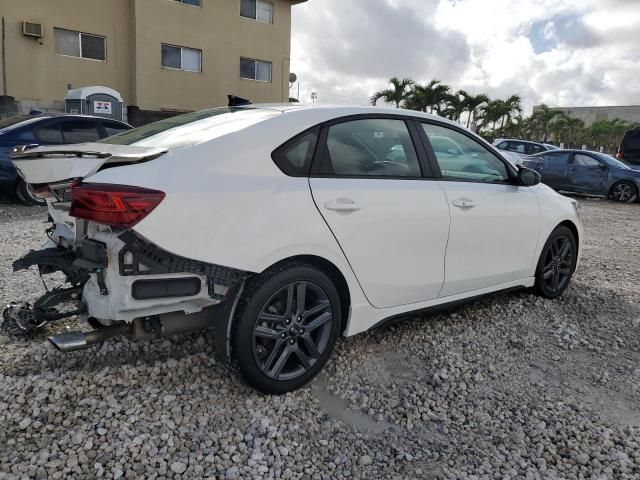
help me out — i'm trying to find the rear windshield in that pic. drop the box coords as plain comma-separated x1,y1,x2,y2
99,106,275,150
0,115,46,133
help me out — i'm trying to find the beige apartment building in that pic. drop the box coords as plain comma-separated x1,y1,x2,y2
0,0,306,124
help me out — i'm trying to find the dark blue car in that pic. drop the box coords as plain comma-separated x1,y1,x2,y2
0,114,131,204
524,149,640,203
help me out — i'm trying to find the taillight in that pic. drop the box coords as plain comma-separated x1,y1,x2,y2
70,183,165,228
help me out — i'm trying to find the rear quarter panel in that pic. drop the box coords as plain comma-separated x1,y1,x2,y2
84,112,373,315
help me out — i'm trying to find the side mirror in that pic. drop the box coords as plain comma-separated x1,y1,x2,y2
517,166,541,186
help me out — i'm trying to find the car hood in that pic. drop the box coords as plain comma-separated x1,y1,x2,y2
10,143,168,185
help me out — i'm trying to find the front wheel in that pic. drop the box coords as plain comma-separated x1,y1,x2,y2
231,263,341,394
609,181,638,203
534,226,577,299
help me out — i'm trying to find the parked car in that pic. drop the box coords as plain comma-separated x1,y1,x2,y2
493,138,558,158
524,149,640,203
0,113,131,205
616,127,640,170
6,105,582,394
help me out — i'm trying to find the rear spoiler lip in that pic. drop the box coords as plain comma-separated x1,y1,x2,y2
11,144,113,160
10,143,168,161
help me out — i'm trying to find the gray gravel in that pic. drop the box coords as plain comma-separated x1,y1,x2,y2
1,198,639,479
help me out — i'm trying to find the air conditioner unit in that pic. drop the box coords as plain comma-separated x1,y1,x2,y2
22,21,43,38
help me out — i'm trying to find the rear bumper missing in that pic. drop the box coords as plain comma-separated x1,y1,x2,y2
14,230,246,324
82,231,246,323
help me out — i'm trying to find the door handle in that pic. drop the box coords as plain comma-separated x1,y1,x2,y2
451,198,476,209
324,198,361,212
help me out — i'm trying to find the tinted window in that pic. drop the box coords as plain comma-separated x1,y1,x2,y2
496,141,509,150
101,121,130,138
423,123,509,182
35,123,64,144
527,144,546,155
573,154,601,167
506,141,526,154
320,119,421,177
61,120,101,143
272,131,318,176
546,152,571,165
622,130,640,152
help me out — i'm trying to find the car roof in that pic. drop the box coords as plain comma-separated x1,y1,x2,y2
241,103,462,127
495,138,543,145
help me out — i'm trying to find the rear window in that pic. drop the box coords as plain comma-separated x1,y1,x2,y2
99,107,276,150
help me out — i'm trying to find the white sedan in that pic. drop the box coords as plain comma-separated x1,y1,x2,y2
8,105,582,393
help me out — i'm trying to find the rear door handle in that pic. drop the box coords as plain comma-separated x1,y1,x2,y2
324,198,361,212
451,198,476,209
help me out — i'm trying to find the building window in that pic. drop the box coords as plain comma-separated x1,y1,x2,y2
172,0,202,6
240,0,273,23
54,28,106,61
161,44,202,72
240,58,272,82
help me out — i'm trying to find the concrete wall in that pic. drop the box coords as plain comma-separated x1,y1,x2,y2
0,0,297,117
0,0,132,109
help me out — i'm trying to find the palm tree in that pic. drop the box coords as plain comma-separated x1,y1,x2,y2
548,113,569,145
461,92,489,129
529,104,562,142
498,95,522,134
370,77,414,108
405,80,450,114
442,90,468,123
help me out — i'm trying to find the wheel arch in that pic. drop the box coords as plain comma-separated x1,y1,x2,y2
260,254,352,334
557,219,580,253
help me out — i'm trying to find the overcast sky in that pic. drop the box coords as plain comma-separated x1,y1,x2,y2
290,0,640,113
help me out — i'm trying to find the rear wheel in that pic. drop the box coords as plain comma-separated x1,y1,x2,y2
534,226,577,299
231,263,341,394
609,181,638,203
16,180,46,206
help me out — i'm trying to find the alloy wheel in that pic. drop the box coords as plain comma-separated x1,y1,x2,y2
611,183,634,202
252,281,333,381
542,235,573,293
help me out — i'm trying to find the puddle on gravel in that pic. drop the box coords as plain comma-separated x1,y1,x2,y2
310,377,394,434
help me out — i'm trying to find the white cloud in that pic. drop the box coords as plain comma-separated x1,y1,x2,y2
290,0,640,113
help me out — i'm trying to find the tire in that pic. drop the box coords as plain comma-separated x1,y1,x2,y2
608,181,638,203
534,226,577,299
16,180,46,206
231,262,342,394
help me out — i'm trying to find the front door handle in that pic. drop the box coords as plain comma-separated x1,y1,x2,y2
451,198,476,209
324,198,361,212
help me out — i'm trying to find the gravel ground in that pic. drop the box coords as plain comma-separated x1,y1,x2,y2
0,197,639,479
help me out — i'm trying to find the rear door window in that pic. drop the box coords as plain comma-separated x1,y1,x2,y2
573,153,601,167
547,152,571,165
60,119,101,143
318,118,422,177
527,144,546,155
35,122,64,144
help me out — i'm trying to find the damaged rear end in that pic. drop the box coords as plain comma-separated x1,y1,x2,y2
6,143,244,354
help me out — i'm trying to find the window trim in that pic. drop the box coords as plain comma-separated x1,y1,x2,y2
54,28,107,62
240,0,274,24
239,57,272,82
416,119,519,185
271,127,321,177
161,43,202,73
